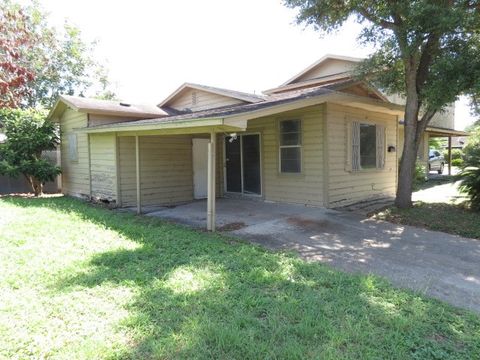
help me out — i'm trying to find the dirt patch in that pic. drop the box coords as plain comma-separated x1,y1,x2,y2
286,217,333,231
217,222,247,232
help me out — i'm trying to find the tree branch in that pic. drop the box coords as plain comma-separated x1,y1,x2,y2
357,7,398,30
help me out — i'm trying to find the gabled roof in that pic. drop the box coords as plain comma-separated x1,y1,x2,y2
158,82,266,108
48,95,168,120
281,54,363,86
81,84,404,134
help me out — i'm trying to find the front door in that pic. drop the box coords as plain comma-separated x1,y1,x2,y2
192,138,209,199
225,134,261,195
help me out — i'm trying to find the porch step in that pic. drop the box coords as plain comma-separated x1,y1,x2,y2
334,196,394,216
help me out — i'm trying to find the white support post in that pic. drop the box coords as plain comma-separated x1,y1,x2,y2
207,131,216,231
135,135,141,214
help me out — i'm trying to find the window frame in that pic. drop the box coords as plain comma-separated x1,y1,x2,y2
68,133,78,162
278,118,303,174
347,118,387,172
359,122,378,169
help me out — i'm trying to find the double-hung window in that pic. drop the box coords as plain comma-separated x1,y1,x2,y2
279,119,301,173
351,121,385,171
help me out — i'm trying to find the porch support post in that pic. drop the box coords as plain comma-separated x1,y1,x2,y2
135,135,141,214
448,136,452,176
207,131,216,231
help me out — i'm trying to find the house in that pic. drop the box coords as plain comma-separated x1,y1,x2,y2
47,54,466,230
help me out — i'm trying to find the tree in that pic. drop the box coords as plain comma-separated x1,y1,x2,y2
0,0,115,109
0,109,61,196
284,0,480,207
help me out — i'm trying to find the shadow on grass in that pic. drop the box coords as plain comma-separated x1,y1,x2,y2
3,196,480,359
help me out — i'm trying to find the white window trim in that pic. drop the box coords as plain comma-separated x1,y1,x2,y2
278,119,302,174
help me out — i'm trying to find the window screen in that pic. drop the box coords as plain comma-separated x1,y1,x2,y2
68,133,78,162
279,120,301,173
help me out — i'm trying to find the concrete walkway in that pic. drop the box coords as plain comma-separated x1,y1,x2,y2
146,198,480,313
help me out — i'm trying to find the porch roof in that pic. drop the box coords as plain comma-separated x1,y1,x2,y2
426,126,469,137
78,87,405,135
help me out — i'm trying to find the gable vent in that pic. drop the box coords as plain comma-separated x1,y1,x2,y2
191,91,198,106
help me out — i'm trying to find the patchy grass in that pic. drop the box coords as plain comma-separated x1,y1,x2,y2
374,202,480,240
1,196,480,359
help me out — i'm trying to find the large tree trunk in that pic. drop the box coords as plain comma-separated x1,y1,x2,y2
395,68,421,208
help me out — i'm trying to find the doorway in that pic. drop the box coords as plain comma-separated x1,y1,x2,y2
225,134,261,195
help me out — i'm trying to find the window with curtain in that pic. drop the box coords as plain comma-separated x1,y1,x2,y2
351,121,385,171
279,119,301,173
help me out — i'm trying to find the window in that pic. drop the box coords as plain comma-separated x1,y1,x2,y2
68,133,78,162
351,121,385,171
279,119,301,173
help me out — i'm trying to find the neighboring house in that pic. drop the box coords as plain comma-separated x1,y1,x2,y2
47,54,466,230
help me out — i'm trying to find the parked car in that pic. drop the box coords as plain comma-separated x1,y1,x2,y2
428,149,445,174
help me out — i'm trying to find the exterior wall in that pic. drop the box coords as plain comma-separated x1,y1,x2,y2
326,103,398,207
88,114,147,127
230,105,325,206
168,88,246,112
118,135,194,207
294,59,356,83
59,109,90,198
89,134,117,201
398,127,429,168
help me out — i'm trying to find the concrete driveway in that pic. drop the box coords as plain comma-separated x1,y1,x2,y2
145,198,480,313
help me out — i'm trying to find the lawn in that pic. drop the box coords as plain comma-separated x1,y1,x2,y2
374,202,480,240
1,196,479,359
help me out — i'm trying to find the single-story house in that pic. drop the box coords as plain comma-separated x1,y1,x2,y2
47,54,467,230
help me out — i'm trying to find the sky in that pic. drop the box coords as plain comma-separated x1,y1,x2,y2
39,0,476,130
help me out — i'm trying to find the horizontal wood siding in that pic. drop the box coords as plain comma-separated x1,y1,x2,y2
59,109,90,197
240,105,325,206
88,114,146,127
90,134,117,201
118,135,194,207
169,89,246,112
326,103,398,207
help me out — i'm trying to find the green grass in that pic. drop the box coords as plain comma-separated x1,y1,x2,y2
1,196,480,359
374,202,480,240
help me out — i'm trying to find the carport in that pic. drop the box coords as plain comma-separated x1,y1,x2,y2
425,126,469,175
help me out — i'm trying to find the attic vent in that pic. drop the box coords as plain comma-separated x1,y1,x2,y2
191,91,198,106
119,102,131,107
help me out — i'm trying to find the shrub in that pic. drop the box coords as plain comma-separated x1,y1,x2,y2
463,126,480,167
452,158,464,167
442,148,463,163
413,162,427,190
459,167,480,211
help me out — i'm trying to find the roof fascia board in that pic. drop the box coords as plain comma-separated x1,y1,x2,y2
264,73,351,94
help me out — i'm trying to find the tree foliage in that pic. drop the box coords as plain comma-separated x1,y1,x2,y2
284,0,480,207
0,0,115,109
0,109,61,196
463,124,480,167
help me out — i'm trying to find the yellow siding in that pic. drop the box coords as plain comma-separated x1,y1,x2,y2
88,114,146,127
326,103,398,207
295,59,356,83
118,135,194,207
236,105,325,206
59,109,90,197
90,134,117,201
169,88,246,112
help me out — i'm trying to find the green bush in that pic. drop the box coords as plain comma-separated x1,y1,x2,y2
442,148,463,163
413,162,427,190
452,158,464,167
459,167,480,211
463,126,480,167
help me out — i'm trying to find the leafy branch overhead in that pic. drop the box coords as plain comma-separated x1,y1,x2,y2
0,0,116,109
284,0,480,208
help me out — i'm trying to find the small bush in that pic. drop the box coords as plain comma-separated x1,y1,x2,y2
459,167,480,211
442,148,463,163
413,162,427,190
463,126,480,167
452,158,464,167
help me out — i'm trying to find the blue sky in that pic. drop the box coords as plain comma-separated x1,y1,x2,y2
39,0,476,129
